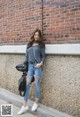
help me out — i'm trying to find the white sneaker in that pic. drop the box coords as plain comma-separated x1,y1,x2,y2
31,103,39,111
17,105,29,115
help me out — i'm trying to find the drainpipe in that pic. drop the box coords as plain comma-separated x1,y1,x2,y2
42,0,43,38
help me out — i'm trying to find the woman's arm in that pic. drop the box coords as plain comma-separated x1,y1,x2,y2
40,46,46,65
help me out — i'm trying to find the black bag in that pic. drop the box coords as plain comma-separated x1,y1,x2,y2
18,73,26,96
15,63,28,72
18,72,34,96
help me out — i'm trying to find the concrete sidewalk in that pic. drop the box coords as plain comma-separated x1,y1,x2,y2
0,98,36,117
0,88,73,117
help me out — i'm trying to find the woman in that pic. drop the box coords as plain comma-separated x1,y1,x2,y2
17,29,46,114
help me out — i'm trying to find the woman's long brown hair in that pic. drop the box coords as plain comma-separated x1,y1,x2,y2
28,29,45,48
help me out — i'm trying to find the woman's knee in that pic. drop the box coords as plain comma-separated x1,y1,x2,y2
34,78,40,85
26,78,31,85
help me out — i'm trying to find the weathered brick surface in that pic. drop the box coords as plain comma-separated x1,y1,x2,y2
0,0,42,44
43,0,80,44
0,0,80,44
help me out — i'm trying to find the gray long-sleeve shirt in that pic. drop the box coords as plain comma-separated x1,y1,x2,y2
24,45,45,65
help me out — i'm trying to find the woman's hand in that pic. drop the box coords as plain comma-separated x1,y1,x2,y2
35,63,42,68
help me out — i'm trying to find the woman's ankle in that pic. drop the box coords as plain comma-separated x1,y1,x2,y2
23,101,28,107
35,100,39,104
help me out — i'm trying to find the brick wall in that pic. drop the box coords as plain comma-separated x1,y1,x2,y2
0,0,80,44
0,0,42,44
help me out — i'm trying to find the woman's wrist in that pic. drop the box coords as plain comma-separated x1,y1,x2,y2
39,61,43,66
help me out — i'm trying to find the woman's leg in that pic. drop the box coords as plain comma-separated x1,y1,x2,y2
23,78,32,107
24,63,34,106
34,78,41,104
17,77,32,115
34,65,42,103
31,77,41,111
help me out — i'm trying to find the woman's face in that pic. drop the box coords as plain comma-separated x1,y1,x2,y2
34,32,40,41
